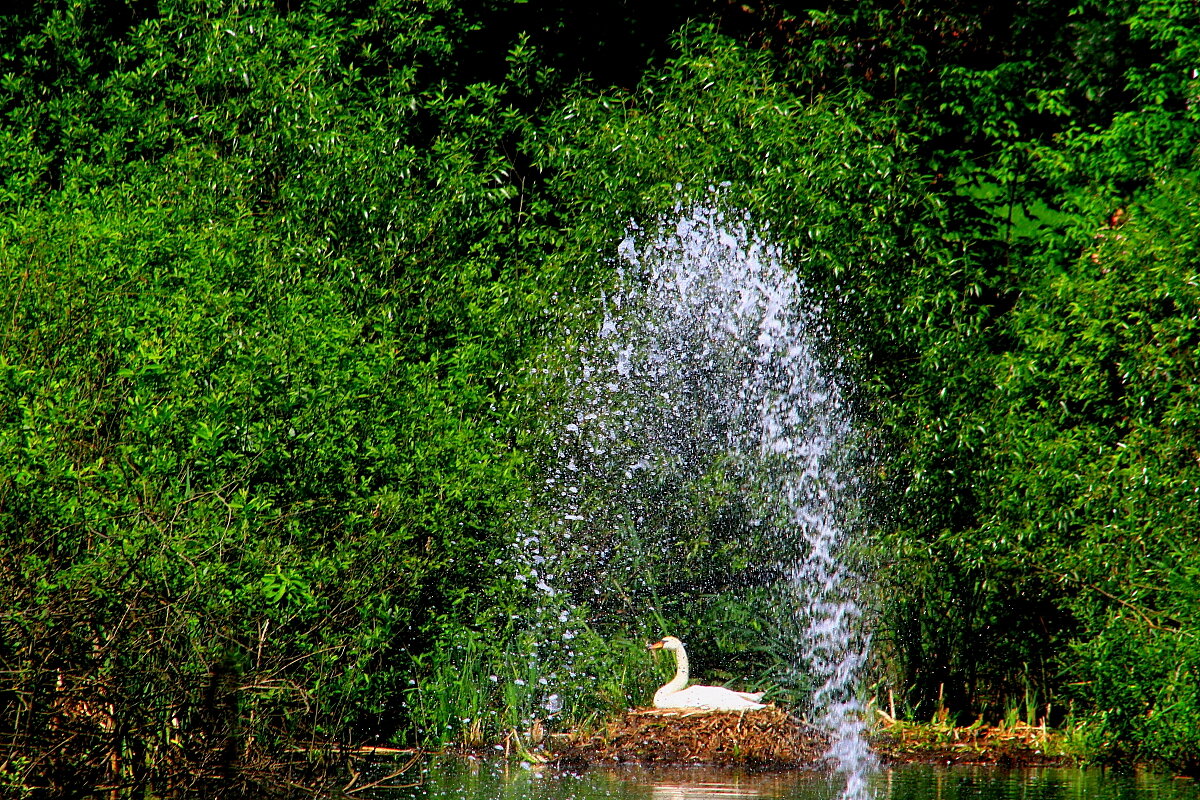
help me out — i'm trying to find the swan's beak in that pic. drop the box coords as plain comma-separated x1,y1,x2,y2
647,639,665,650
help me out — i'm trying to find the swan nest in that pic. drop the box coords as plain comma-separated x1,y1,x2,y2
551,706,829,769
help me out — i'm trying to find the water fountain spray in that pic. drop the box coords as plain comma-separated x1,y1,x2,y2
524,196,875,795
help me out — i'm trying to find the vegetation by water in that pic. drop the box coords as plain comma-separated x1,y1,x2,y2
1,0,1198,793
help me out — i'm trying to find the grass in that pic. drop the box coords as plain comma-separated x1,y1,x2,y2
405,623,662,751
866,686,1094,765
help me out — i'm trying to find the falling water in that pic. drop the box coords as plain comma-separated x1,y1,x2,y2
523,197,875,796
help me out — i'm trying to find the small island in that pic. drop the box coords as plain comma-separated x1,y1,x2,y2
549,708,1072,770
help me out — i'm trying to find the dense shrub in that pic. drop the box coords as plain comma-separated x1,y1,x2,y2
1,0,1198,790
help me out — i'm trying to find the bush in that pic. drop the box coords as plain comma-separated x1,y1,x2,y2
2,0,1199,787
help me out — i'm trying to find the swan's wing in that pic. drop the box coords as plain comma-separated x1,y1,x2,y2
658,685,765,710
734,690,766,702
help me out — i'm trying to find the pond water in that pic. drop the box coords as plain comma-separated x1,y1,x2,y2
370,759,1200,800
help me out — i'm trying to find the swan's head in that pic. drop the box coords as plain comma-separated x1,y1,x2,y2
648,636,684,652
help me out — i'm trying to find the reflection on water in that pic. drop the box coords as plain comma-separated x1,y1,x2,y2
377,758,1200,800
873,766,1199,800
624,767,835,800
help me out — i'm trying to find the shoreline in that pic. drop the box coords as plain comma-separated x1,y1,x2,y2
455,707,1083,772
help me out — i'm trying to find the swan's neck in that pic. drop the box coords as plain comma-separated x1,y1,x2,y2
656,645,690,699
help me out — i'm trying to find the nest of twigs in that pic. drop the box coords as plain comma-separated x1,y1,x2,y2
552,706,828,769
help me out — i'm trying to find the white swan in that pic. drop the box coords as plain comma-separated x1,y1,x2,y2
648,636,767,710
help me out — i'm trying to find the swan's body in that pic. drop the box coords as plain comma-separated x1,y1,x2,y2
648,636,766,710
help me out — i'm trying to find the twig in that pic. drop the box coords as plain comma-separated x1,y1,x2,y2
343,753,422,795
1033,564,1191,636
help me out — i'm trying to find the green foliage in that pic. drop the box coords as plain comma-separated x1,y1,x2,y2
989,170,1200,772
1,0,1198,787
0,1,556,787
405,621,660,750
869,69,1199,772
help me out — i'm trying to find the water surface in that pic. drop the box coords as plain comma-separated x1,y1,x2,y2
377,759,1199,800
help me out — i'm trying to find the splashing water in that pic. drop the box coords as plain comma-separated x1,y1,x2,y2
524,199,875,796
